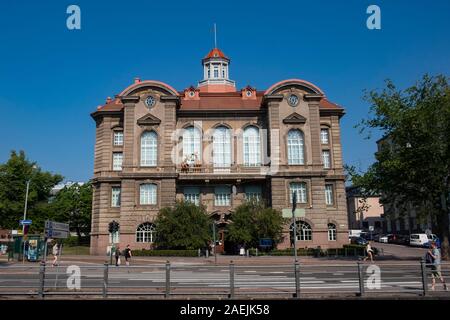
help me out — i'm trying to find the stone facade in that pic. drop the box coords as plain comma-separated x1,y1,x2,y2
90,48,348,255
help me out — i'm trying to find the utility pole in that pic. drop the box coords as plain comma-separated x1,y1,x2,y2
22,179,31,264
292,191,298,262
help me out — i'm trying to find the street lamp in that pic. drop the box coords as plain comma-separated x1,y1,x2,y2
291,191,298,262
22,165,37,264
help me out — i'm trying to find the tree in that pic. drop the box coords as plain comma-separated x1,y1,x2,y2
0,150,63,231
154,201,211,249
49,182,92,243
226,200,284,248
347,74,450,259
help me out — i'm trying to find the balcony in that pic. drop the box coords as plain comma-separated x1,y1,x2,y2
177,163,268,180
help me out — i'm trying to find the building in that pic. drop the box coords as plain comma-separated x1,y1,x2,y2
346,186,385,232
90,47,348,255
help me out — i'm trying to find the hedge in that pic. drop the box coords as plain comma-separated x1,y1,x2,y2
247,245,371,257
132,249,198,257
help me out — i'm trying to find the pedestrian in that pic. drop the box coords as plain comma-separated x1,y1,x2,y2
124,244,132,267
115,245,121,266
363,241,374,262
427,242,448,291
52,242,60,267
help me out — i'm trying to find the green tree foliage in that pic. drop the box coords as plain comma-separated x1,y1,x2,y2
226,200,284,248
0,151,63,231
48,182,92,241
154,201,211,249
347,74,450,259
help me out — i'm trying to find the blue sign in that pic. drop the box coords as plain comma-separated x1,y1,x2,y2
19,220,32,225
259,238,273,248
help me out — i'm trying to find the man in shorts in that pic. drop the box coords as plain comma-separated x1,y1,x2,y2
428,242,448,291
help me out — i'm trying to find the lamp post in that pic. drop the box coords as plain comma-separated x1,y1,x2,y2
292,191,298,262
22,165,37,264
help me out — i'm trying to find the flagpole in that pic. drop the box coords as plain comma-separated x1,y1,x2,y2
214,23,217,48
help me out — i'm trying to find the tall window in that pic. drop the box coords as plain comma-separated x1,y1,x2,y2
320,128,329,144
213,126,231,167
207,65,210,78
112,152,123,171
141,131,157,166
183,126,201,163
287,129,305,165
245,185,262,201
322,150,331,169
136,223,156,243
328,223,337,241
291,221,312,241
184,187,200,206
215,186,231,206
214,66,219,78
113,131,123,146
290,182,307,204
111,187,121,207
243,126,260,166
325,184,334,206
140,184,157,205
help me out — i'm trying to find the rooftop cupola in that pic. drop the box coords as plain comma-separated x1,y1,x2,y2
198,47,236,92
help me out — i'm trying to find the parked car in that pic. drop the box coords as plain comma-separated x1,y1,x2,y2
378,235,389,243
423,234,441,248
350,237,368,246
410,234,429,247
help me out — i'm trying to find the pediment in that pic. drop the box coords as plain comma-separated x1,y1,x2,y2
137,113,161,126
283,112,307,124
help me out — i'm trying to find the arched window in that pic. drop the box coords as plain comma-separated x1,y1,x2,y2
140,184,157,205
290,182,308,204
243,126,260,166
213,126,231,167
136,222,156,243
183,126,201,164
290,221,312,241
287,129,305,165
328,223,337,241
141,131,157,166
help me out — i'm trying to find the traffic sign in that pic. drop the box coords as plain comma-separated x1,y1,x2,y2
19,220,32,225
45,220,70,239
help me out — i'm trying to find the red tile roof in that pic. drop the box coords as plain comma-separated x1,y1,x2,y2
180,92,263,110
204,48,228,60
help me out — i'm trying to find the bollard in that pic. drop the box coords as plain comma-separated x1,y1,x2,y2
103,263,109,298
294,260,300,299
357,261,365,296
246,249,249,258
38,261,46,298
420,258,428,296
165,261,171,298
229,261,235,299
198,248,201,257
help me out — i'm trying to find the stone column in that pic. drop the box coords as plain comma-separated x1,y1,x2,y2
120,96,140,171
304,94,323,167
160,96,179,171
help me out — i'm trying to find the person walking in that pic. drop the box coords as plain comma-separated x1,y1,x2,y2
427,242,448,291
114,245,121,266
52,242,60,267
363,241,374,262
124,244,132,267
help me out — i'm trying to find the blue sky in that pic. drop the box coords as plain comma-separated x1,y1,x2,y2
1,0,449,182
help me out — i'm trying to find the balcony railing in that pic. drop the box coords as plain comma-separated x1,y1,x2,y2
177,164,264,174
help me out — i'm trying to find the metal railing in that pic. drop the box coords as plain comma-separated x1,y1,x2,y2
0,260,449,298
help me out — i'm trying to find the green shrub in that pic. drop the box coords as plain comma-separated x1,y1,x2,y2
62,236,90,247
132,249,198,257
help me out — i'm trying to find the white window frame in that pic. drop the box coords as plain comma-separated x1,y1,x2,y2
287,129,305,165
243,126,260,167
111,187,121,207
113,131,124,146
328,223,337,241
320,128,329,144
184,186,200,206
213,126,232,167
183,126,202,164
290,182,308,204
322,150,331,169
141,131,158,167
325,184,334,206
140,184,157,205
215,186,231,206
136,223,156,243
245,185,262,201
112,152,123,171
291,221,312,241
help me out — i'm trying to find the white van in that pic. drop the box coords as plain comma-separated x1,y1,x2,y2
409,234,429,247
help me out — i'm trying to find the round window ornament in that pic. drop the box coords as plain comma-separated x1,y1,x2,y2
189,91,195,97
246,90,252,97
144,95,156,108
287,94,299,107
